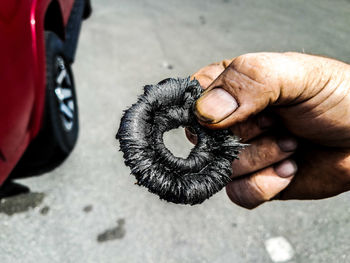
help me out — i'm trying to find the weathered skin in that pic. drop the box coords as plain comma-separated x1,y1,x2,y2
191,52,350,209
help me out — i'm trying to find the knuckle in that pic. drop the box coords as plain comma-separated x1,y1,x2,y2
231,54,248,69
230,54,266,85
238,120,259,140
238,136,285,171
245,142,270,167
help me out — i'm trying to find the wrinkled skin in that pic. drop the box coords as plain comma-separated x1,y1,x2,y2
189,52,350,209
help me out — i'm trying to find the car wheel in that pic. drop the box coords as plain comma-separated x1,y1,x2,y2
11,31,79,178
46,31,79,153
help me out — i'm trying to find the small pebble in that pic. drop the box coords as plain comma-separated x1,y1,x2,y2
162,62,173,70
40,206,50,215
264,236,294,262
83,205,93,213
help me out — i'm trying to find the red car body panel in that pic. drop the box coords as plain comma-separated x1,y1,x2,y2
0,0,74,185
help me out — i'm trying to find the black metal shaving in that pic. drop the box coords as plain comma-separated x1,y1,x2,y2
116,77,243,205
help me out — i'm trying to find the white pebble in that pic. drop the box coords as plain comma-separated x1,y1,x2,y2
264,236,294,262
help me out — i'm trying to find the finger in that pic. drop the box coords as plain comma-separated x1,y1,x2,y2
232,135,297,177
192,59,234,89
230,113,275,143
226,159,297,209
185,127,198,145
276,146,350,200
185,113,275,145
194,52,342,129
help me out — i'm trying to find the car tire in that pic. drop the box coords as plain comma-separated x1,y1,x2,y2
11,31,79,178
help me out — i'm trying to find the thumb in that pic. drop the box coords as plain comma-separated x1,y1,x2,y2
194,52,333,129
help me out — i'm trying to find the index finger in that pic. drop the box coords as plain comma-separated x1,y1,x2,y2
191,59,234,89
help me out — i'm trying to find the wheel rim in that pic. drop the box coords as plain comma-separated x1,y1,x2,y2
54,56,75,131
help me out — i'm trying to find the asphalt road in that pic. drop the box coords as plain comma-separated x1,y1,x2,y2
1,0,350,262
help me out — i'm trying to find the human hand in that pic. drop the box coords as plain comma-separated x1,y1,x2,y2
189,52,350,209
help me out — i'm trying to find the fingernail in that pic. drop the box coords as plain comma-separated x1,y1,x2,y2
274,159,297,178
186,126,196,136
195,88,238,123
277,137,298,152
185,127,198,145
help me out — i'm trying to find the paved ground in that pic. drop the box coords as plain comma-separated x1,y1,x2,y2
1,0,350,262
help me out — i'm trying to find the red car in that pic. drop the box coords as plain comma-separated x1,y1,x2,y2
0,0,91,193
